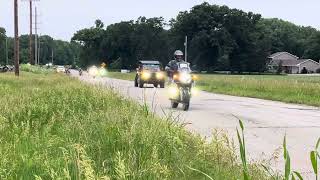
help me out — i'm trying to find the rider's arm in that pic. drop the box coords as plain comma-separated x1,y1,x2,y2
166,60,174,71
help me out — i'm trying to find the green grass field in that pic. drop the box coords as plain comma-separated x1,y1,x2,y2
107,71,136,81
197,74,320,107
107,72,320,107
0,72,269,179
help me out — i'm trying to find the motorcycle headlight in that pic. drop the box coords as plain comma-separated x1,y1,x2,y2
191,87,199,96
88,66,98,76
99,68,107,76
168,85,179,98
179,73,192,83
156,72,164,79
141,71,151,80
192,75,199,80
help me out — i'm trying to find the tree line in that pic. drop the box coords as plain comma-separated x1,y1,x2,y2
1,3,320,72
72,3,320,72
0,27,80,66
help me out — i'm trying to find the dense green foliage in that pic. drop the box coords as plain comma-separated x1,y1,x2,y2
72,3,320,72
72,18,170,69
0,30,80,66
0,72,269,179
2,3,320,71
0,27,6,65
20,64,54,74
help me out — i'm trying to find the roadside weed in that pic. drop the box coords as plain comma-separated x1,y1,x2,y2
310,138,320,180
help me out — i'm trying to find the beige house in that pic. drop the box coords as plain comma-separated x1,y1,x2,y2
268,52,320,74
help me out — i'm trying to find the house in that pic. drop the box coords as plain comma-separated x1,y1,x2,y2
268,52,320,74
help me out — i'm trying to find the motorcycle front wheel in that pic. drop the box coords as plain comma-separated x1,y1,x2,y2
171,101,179,108
182,103,190,111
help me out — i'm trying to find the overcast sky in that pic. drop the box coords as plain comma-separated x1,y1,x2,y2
1,0,319,41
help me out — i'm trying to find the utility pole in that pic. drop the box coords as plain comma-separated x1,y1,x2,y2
184,36,188,62
23,0,39,64
29,0,34,64
51,49,54,65
38,34,41,64
14,0,19,76
5,37,8,65
34,6,38,65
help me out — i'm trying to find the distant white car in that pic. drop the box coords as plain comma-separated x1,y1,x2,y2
56,66,65,73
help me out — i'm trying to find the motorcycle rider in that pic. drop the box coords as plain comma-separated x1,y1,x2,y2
79,68,83,76
165,50,185,82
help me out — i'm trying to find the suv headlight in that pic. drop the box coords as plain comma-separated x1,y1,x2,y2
141,71,151,80
156,72,164,79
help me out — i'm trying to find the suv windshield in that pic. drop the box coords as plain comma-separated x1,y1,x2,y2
142,64,160,70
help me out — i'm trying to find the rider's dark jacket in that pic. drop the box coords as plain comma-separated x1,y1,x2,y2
165,59,184,77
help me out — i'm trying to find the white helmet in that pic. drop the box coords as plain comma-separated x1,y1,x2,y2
174,50,184,60
174,50,184,56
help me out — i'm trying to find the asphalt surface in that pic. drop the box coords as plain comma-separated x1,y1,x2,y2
72,70,320,178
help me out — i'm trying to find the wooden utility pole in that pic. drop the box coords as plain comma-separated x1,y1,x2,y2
184,36,188,62
23,0,39,64
34,6,38,65
5,37,8,65
29,0,34,64
51,49,54,65
38,34,41,64
14,0,19,76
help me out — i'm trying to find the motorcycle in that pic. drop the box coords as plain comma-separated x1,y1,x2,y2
168,62,195,111
65,68,71,75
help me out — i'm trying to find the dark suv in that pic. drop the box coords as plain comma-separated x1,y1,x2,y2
134,61,165,88
0,65,9,73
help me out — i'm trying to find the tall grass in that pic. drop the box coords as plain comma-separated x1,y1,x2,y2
0,73,269,179
107,72,136,81
20,64,54,74
311,138,320,180
236,120,307,180
237,119,249,180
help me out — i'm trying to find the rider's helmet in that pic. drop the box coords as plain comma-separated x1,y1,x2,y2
174,50,184,61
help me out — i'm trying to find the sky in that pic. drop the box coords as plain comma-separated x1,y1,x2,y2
1,0,319,41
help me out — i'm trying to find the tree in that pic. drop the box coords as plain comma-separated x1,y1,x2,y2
70,3,320,72
277,60,283,74
0,27,6,65
301,67,308,74
73,17,170,69
170,3,267,73
303,32,320,61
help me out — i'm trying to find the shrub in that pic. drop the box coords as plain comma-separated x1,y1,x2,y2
277,61,283,74
301,67,308,74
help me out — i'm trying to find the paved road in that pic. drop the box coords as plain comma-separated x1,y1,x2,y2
72,71,320,178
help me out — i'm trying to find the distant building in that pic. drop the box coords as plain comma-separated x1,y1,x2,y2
267,52,320,74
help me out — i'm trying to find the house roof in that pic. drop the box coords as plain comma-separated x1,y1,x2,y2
268,52,299,59
269,59,319,67
297,59,320,65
